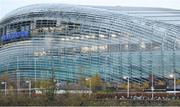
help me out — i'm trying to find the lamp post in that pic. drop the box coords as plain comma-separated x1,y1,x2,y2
34,58,37,89
16,56,20,95
169,74,176,95
26,80,31,97
1,82,7,96
123,76,129,98
151,73,154,100
86,78,92,96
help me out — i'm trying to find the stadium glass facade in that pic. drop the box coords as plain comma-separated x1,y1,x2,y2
0,4,180,84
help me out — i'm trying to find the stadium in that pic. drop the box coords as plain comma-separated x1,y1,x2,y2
0,4,180,86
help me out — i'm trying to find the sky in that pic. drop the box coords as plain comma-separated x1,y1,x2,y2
0,0,180,19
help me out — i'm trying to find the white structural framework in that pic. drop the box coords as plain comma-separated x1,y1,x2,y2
0,4,180,84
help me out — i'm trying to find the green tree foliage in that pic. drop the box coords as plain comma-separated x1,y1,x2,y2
0,72,9,82
176,79,180,85
36,80,53,89
85,74,102,90
120,81,149,91
142,81,149,90
0,73,16,95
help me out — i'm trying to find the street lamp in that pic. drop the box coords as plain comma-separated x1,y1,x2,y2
86,78,92,96
123,76,129,98
26,80,31,97
34,58,37,89
151,72,154,100
169,74,176,95
1,82,7,96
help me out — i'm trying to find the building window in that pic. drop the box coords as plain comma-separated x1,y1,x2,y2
36,20,57,28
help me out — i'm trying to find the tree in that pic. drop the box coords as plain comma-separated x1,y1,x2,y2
176,79,180,85
0,72,16,95
0,72,9,82
120,82,149,91
36,80,53,89
142,81,149,91
85,73,102,90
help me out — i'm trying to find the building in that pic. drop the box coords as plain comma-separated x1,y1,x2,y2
0,4,180,84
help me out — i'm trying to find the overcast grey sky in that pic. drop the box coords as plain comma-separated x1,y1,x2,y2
0,0,180,19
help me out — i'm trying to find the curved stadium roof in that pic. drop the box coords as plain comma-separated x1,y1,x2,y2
0,4,180,82
2,4,180,26
1,4,124,21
